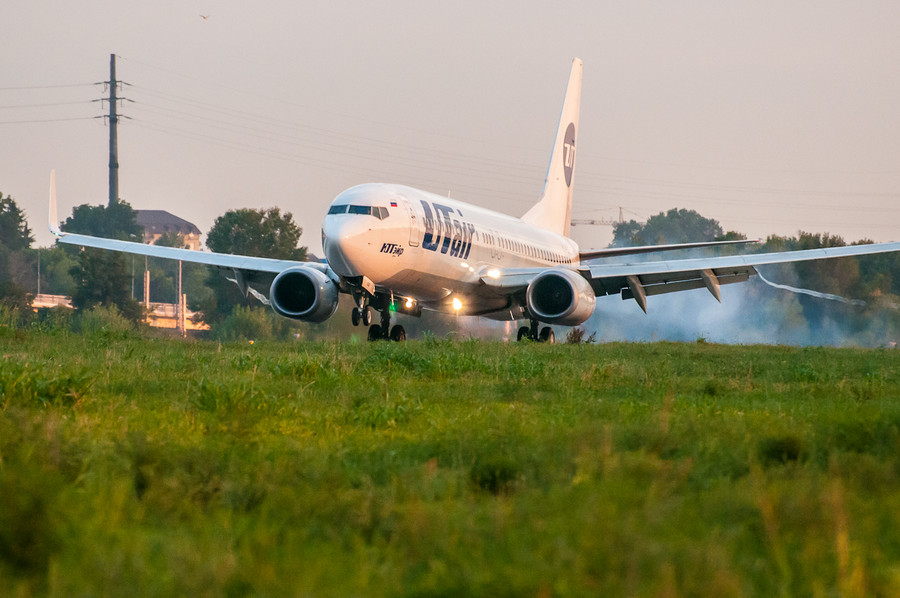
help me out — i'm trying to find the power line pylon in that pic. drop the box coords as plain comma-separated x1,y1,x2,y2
107,53,119,206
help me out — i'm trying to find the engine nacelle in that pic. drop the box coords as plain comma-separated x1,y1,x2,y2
269,266,339,323
525,268,596,326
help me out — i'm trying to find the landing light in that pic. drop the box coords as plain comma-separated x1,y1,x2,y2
487,268,501,279
452,297,463,312
405,298,414,309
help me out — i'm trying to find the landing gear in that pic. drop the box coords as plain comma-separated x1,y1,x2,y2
516,318,555,343
351,304,372,327
364,295,406,341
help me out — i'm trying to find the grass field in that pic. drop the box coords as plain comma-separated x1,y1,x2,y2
2,330,900,596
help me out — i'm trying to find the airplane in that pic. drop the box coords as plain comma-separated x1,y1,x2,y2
49,58,900,342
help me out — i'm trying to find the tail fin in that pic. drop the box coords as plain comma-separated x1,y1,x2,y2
521,58,582,237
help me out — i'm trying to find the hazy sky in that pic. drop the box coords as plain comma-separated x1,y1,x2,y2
3,1,899,254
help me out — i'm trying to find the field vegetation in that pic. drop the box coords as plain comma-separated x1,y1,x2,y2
2,324,900,596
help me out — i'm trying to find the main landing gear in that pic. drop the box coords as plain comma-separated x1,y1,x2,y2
351,295,406,341
516,318,555,343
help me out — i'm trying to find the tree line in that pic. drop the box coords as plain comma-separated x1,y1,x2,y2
0,190,311,339
2,189,899,343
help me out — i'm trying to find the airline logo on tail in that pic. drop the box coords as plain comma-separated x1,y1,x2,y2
563,122,576,187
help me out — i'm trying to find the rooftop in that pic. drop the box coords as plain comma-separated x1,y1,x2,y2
135,210,201,236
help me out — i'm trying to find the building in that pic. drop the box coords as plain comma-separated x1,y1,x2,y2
135,210,202,250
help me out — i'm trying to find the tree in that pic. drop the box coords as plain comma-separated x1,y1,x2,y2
200,207,307,324
35,247,78,296
205,207,306,260
612,208,724,246
0,193,35,309
0,192,33,252
62,200,144,321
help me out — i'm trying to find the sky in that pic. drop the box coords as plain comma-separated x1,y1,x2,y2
3,1,900,256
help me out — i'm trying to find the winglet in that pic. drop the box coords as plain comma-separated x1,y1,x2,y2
48,170,64,237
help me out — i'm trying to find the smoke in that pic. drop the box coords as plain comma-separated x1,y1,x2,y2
400,270,899,347
581,271,900,348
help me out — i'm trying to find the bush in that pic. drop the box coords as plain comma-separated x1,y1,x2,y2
71,304,137,339
212,305,275,342
32,306,74,332
0,304,25,335
566,327,597,344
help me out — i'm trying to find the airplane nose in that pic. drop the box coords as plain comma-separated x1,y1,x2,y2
322,216,374,277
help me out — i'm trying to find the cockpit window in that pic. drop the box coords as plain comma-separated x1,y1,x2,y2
346,205,389,220
327,204,348,214
347,205,372,216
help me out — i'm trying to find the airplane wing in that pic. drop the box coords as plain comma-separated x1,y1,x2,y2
52,231,320,275
49,171,332,297
482,242,900,313
578,238,759,260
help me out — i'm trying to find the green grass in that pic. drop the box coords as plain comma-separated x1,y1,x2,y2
2,332,900,596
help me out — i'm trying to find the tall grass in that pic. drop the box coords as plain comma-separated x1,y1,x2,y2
1,335,899,596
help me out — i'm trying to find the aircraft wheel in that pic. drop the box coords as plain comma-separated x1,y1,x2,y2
539,327,555,344
517,326,530,342
361,307,372,326
351,307,361,327
390,325,406,342
367,324,382,341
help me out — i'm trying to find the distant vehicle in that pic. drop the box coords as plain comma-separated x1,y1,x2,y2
49,59,900,342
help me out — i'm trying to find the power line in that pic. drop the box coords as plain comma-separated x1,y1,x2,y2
129,84,543,175
0,83,96,91
0,100,96,109
0,116,100,125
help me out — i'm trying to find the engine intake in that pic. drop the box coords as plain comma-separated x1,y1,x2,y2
525,268,596,326
269,266,339,322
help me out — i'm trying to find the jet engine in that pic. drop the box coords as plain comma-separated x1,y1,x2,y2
269,266,339,322
525,268,596,326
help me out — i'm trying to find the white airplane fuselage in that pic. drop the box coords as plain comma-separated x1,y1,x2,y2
322,183,580,318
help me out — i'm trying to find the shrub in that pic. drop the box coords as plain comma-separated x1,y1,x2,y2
32,306,74,333
212,305,275,342
566,327,597,344
71,304,137,339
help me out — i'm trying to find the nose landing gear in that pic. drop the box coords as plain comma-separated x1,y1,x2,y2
354,295,405,341
351,305,372,327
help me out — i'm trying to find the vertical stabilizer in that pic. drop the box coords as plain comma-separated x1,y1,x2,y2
521,58,582,237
